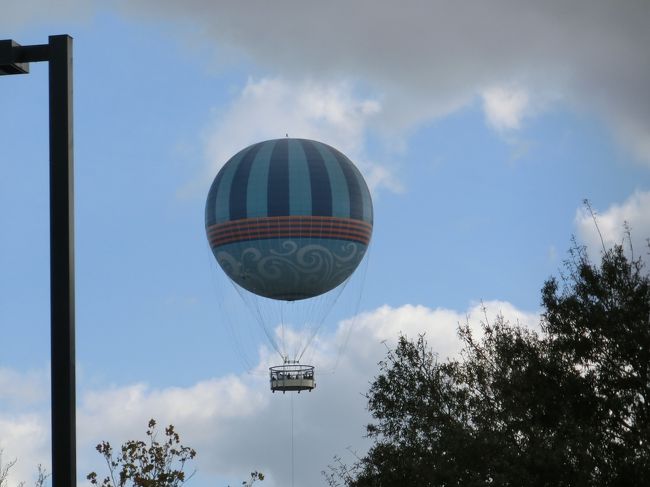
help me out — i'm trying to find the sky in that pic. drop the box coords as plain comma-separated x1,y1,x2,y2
1,1,650,485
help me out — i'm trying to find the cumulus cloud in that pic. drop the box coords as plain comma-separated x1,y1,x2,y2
202,78,380,172
0,302,538,487
612,117,650,166
0,368,47,408
5,1,650,163
0,414,49,485
181,77,401,198
575,191,650,261
114,0,650,164
0,369,49,484
76,300,537,486
482,86,531,132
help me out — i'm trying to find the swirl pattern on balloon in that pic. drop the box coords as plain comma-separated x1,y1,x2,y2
216,238,365,300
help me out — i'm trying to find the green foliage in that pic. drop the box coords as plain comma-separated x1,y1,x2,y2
87,419,196,487
87,420,263,487
327,242,650,486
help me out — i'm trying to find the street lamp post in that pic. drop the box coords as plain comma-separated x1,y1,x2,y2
0,35,76,487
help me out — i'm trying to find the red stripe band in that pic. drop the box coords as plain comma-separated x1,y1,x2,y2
210,230,371,247
210,223,371,240
208,215,372,233
207,216,372,247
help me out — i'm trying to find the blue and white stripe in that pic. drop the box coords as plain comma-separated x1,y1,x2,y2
205,138,373,227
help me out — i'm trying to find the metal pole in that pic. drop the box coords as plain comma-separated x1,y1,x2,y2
1,34,76,485
48,34,76,487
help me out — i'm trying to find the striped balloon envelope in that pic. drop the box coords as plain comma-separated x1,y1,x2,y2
205,138,373,301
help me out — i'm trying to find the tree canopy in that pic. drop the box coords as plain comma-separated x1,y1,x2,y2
326,243,650,486
87,419,197,487
86,419,263,487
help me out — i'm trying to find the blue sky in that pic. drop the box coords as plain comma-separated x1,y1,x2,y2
1,2,650,486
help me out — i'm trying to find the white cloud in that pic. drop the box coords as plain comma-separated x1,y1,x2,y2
575,191,650,260
202,78,380,173
5,1,650,164
0,370,49,484
613,117,650,166
482,86,531,132
0,368,47,408
115,0,650,165
75,300,538,486
0,414,49,485
180,77,401,198
0,301,539,487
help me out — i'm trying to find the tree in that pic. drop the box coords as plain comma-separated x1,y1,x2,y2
87,419,196,487
0,451,49,487
87,419,263,487
0,452,17,487
236,471,264,487
327,242,650,486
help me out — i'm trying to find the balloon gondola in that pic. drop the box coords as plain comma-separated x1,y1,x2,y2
205,138,373,392
269,362,315,393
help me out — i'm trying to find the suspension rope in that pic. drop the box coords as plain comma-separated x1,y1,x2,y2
280,304,286,361
331,243,372,373
205,249,256,370
297,277,348,362
232,281,285,361
291,393,295,487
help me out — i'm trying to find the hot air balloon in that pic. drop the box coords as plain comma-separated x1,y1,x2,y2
205,138,373,392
